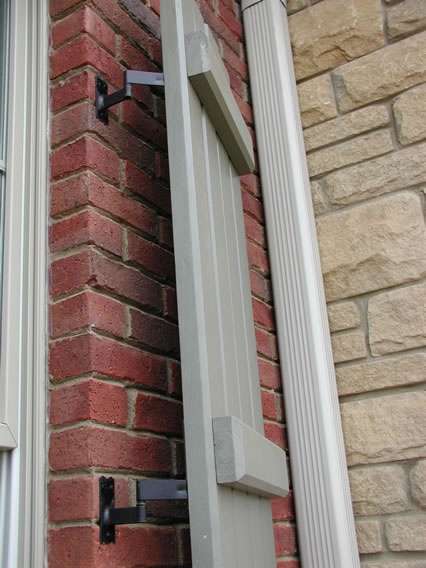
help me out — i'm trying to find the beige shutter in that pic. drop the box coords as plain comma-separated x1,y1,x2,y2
160,1,288,566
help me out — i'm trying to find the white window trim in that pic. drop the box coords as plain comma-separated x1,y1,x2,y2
241,1,360,566
0,0,48,565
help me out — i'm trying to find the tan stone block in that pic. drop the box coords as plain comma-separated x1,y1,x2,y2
307,131,393,177
328,302,360,333
303,105,390,152
387,0,426,40
386,517,426,551
311,181,327,215
349,466,410,515
333,32,426,112
317,193,426,301
289,0,384,81
331,332,367,363
394,84,426,146
287,0,309,15
362,563,426,568
410,460,426,509
369,282,426,356
355,519,383,554
336,353,426,396
297,75,337,128
325,143,426,206
341,392,426,466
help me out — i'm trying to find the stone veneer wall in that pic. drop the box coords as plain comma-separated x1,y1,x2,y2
287,0,426,566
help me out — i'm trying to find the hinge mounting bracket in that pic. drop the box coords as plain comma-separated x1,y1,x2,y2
95,70,165,124
99,476,188,544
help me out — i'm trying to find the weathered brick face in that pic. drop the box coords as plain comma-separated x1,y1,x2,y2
288,0,426,563
48,1,298,566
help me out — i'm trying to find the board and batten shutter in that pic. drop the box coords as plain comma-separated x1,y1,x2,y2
160,1,289,566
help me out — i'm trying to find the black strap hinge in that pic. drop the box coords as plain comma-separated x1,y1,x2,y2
95,70,164,124
99,476,188,544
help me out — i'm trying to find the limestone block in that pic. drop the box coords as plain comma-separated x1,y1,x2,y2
362,563,426,568
287,0,309,15
333,32,426,112
297,75,337,128
336,353,426,396
307,131,393,177
310,181,327,215
341,391,426,466
331,332,367,363
410,460,426,509
386,517,426,551
328,302,360,333
369,282,426,356
387,0,426,40
289,0,384,81
303,105,390,152
394,84,426,145
349,466,410,515
317,193,426,301
355,520,383,554
325,142,426,205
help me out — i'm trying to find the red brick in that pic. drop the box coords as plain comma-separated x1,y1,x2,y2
219,4,243,40
242,190,264,222
235,91,254,125
50,380,128,426
52,103,156,173
127,231,175,280
240,173,257,195
50,290,125,338
50,210,122,256
129,308,180,355
247,241,270,274
51,6,115,52
274,524,297,557
49,426,170,472
91,0,151,48
265,422,287,451
51,70,96,113
255,327,277,359
51,35,123,87
227,64,246,100
50,0,81,19
118,36,156,72
133,393,183,435
51,172,159,234
277,393,285,422
221,40,248,79
244,214,265,246
150,37,162,66
50,250,162,311
156,153,170,183
119,0,161,38
272,493,295,522
252,297,275,330
177,526,192,567
49,334,167,390
159,216,174,248
277,561,300,568
168,360,182,397
163,285,178,321
199,3,241,55
124,161,171,214
258,358,282,390
49,476,129,522
261,389,277,420
122,100,167,149
51,137,119,183
172,440,186,477
250,269,267,300
48,525,176,568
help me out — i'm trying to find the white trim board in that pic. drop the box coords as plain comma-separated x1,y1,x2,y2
241,1,360,566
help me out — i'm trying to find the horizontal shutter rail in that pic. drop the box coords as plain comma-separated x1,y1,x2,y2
185,25,255,176
213,416,289,498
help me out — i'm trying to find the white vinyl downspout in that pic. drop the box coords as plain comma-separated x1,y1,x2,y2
241,1,360,566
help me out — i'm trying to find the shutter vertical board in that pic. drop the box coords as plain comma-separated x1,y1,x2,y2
160,1,289,566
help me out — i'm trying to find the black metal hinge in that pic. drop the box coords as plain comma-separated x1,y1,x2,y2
99,476,188,544
95,70,165,124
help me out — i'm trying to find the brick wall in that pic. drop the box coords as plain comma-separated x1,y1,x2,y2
288,0,426,565
48,1,298,566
